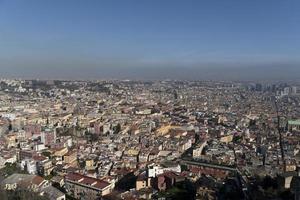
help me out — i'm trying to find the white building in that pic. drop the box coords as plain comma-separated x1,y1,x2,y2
21,159,37,174
292,86,298,94
0,154,17,169
148,164,181,178
193,141,207,158
34,143,47,151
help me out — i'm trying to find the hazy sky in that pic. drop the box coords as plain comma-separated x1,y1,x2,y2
0,0,299,80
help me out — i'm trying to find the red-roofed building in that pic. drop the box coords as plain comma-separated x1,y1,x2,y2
154,171,184,191
33,155,53,176
65,172,113,199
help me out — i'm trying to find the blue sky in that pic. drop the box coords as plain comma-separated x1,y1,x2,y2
0,0,299,79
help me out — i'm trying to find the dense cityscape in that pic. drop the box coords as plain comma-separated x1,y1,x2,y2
0,79,299,199
1,1,300,199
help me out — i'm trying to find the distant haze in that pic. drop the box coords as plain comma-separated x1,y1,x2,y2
1,62,299,81
0,0,300,80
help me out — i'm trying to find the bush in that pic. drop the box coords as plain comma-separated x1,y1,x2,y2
0,188,50,200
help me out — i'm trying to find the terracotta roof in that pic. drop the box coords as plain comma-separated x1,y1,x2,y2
65,173,83,181
52,147,67,152
64,150,76,156
157,171,179,179
80,177,97,185
33,155,48,161
94,181,110,189
65,173,110,190
31,176,45,186
137,173,147,181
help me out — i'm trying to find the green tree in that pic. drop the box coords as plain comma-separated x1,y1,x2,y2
113,124,121,134
0,188,50,200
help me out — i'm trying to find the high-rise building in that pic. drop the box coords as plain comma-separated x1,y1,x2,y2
292,86,298,94
41,128,56,146
283,87,291,96
255,83,263,92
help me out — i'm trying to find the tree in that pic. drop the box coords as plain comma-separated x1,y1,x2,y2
41,151,52,159
0,163,24,176
0,188,50,200
113,124,121,134
8,123,12,131
115,172,136,191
